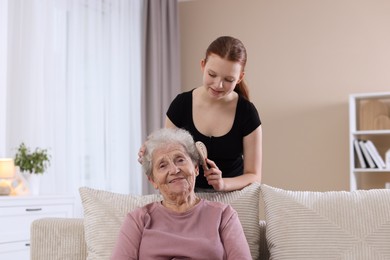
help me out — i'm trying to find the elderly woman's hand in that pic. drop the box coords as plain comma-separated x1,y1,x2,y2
203,158,225,191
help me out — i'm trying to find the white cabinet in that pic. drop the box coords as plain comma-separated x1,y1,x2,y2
0,195,74,260
349,92,390,191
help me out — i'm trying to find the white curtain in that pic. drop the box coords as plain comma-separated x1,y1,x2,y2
5,0,143,215
0,0,8,157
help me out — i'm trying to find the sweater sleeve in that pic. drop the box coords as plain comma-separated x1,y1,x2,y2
110,210,144,260
220,206,252,260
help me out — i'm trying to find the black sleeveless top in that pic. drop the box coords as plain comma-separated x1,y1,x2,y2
166,89,261,189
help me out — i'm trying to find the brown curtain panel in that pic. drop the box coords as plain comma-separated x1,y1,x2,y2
141,0,180,137
141,0,181,193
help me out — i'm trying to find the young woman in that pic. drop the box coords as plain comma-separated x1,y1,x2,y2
165,36,262,192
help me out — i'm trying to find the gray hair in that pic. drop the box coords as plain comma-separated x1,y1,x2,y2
142,128,200,178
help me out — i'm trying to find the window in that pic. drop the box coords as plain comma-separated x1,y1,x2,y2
3,0,144,212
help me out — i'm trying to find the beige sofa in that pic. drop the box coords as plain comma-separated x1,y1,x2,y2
30,184,390,260
30,218,268,260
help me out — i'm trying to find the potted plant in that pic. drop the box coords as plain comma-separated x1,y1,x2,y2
14,143,51,175
14,143,51,195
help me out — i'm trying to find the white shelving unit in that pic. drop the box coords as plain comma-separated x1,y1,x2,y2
349,92,390,191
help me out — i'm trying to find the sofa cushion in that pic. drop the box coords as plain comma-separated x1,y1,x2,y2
261,184,390,260
79,182,261,260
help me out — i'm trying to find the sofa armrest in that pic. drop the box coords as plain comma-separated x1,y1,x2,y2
30,218,87,260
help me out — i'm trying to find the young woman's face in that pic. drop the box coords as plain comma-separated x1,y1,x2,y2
149,143,198,198
201,54,244,99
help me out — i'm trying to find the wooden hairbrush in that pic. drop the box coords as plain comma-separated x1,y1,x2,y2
195,141,209,170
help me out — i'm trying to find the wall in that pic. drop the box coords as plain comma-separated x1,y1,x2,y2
178,0,390,191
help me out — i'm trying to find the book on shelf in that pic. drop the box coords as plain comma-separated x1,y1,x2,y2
386,149,390,169
358,140,377,168
364,140,386,169
353,139,367,168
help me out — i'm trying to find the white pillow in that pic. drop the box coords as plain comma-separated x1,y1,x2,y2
79,188,161,260
80,182,261,260
261,184,390,260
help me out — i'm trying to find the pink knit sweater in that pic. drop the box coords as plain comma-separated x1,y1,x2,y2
111,199,252,260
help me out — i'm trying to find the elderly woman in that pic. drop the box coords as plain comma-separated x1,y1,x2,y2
111,128,252,260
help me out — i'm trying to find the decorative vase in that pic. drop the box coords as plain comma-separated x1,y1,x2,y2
23,173,41,195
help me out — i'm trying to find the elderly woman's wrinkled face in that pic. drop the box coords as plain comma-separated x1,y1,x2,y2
149,143,198,197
